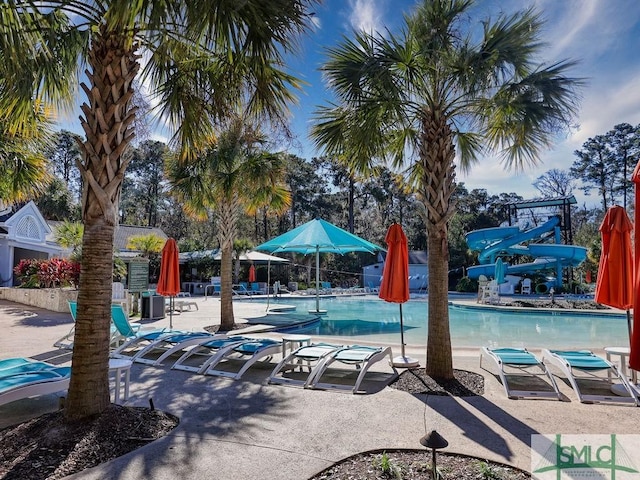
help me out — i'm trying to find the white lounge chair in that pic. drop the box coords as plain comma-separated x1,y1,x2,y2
306,345,399,394
542,349,639,405
480,347,561,400
268,343,345,389
130,331,215,365
199,337,283,379
0,361,71,406
171,336,257,373
112,282,132,315
111,331,210,365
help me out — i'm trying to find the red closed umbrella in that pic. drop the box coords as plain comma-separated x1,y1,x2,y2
595,206,633,313
631,162,640,372
379,223,418,367
156,238,180,328
248,264,256,283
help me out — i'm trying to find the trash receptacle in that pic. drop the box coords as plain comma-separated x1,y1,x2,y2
141,294,165,320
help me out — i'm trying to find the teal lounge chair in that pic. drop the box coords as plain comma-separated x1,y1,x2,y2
126,331,215,365
542,349,639,405
268,343,345,389
0,362,71,406
306,345,398,394
171,336,255,373
109,305,171,359
480,347,561,400
55,302,141,350
199,337,283,379
53,301,78,350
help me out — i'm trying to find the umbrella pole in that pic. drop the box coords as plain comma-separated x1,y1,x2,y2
315,246,320,313
628,310,633,348
399,303,406,358
266,260,271,312
169,296,173,329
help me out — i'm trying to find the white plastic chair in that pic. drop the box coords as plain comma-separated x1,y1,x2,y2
521,278,532,295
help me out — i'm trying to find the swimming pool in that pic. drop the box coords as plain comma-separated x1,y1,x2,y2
266,296,628,349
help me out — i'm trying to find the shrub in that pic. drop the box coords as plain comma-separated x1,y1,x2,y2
456,276,478,293
13,258,80,289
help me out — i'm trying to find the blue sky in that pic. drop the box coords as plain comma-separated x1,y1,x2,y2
57,1,640,208
278,0,640,207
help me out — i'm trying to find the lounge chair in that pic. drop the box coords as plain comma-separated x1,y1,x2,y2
112,281,132,315
480,347,561,400
171,336,257,373
0,362,71,406
54,302,137,350
199,337,283,379
251,283,266,295
109,304,160,348
268,343,345,388
110,329,200,363
232,283,251,296
53,301,78,350
0,357,63,377
542,349,639,405
125,331,217,365
306,345,399,394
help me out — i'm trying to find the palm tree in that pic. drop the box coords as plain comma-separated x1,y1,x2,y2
54,220,84,261
0,1,315,420
311,0,582,378
167,117,290,330
0,127,51,203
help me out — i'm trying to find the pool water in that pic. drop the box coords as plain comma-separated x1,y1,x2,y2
267,296,628,349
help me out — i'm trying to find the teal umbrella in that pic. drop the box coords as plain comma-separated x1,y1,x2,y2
494,258,506,284
256,219,383,313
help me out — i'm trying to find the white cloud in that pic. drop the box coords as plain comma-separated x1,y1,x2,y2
348,0,386,33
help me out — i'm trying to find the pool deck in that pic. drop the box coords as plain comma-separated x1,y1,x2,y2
0,296,638,479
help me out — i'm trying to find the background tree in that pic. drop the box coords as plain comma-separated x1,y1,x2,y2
0,1,315,420
312,0,581,378
572,135,618,210
120,141,169,226
34,177,80,220
533,169,576,198
607,123,640,210
167,118,291,330
44,130,83,201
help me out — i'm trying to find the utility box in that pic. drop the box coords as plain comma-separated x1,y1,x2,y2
141,294,165,320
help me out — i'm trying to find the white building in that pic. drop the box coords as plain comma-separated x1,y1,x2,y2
362,251,428,292
0,201,63,286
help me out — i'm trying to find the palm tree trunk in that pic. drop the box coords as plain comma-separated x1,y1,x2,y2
419,110,456,379
66,222,114,417
66,26,139,420
217,200,238,330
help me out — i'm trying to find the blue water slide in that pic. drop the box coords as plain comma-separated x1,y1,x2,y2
465,217,587,282
466,217,560,264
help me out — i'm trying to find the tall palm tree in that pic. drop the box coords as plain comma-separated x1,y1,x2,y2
0,1,315,419
311,0,582,378
167,117,290,330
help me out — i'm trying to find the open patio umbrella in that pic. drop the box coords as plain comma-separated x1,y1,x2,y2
248,264,256,283
255,218,383,314
156,238,180,329
594,206,634,343
631,162,640,372
379,223,419,368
